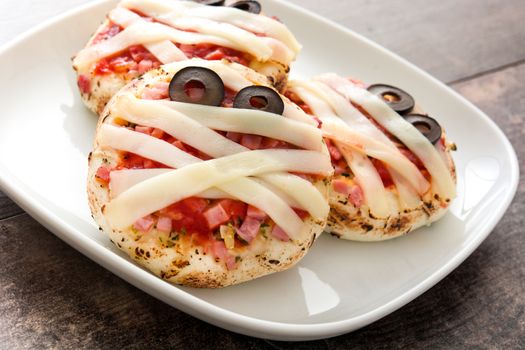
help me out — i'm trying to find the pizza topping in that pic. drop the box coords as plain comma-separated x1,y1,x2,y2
194,0,225,6
404,114,442,144
73,1,301,73
271,225,290,242
133,215,155,233
316,73,456,201
229,1,262,14
168,66,225,106
367,84,415,115
77,74,91,94
233,86,285,115
156,215,173,233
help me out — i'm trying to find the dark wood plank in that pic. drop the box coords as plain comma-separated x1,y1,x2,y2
0,214,274,350
289,0,525,83
1,62,523,349
0,191,23,220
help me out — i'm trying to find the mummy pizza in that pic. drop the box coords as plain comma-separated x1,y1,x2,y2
88,59,332,287
285,74,457,241
73,0,301,115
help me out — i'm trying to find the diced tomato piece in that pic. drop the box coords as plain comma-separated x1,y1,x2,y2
94,59,111,75
204,49,226,61
182,197,208,213
371,158,394,187
203,203,231,229
219,199,247,221
399,147,425,169
293,208,309,220
77,75,91,94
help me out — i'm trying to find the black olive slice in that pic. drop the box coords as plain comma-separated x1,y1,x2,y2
229,0,262,14
404,114,442,144
193,0,225,5
233,86,284,115
169,66,225,106
367,84,415,114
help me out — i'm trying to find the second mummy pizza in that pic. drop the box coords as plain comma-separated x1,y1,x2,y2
73,0,301,115
88,59,332,287
286,75,457,241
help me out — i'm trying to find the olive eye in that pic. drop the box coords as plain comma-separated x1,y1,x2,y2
404,114,442,144
169,66,225,106
229,0,262,14
367,84,415,114
233,86,284,115
193,0,225,5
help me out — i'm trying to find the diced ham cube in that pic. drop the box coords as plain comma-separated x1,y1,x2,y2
203,203,231,229
133,215,155,233
212,240,236,270
271,225,290,242
240,134,262,150
235,217,261,243
150,128,164,139
326,140,342,161
333,179,364,207
95,165,111,183
156,216,172,233
77,75,91,94
138,59,154,74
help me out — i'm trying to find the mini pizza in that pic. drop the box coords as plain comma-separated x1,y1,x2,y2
73,0,301,115
88,59,332,287
285,74,457,241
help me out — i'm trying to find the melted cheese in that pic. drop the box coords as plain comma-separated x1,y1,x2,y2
74,0,300,72
317,74,456,200
289,81,429,194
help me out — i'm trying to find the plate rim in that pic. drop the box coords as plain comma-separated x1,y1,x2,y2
0,0,520,341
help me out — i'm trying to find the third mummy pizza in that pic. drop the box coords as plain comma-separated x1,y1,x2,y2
286,74,457,241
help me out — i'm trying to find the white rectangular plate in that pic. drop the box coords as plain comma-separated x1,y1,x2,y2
0,0,519,341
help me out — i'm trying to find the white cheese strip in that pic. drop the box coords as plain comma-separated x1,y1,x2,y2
120,0,301,53
111,94,329,218
143,40,186,64
98,125,328,234
98,125,332,176
159,16,273,61
317,74,456,200
388,167,423,210
155,99,324,152
289,82,429,194
109,7,187,63
338,143,393,218
74,21,235,72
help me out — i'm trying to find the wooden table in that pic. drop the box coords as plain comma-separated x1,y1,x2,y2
1,0,524,348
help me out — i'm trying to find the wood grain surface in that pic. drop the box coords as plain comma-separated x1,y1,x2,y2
0,0,524,348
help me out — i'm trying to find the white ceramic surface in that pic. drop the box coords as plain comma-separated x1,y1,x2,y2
0,0,519,341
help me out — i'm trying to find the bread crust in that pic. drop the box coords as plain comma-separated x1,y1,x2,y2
326,130,457,242
87,62,329,287
74,19,290,115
